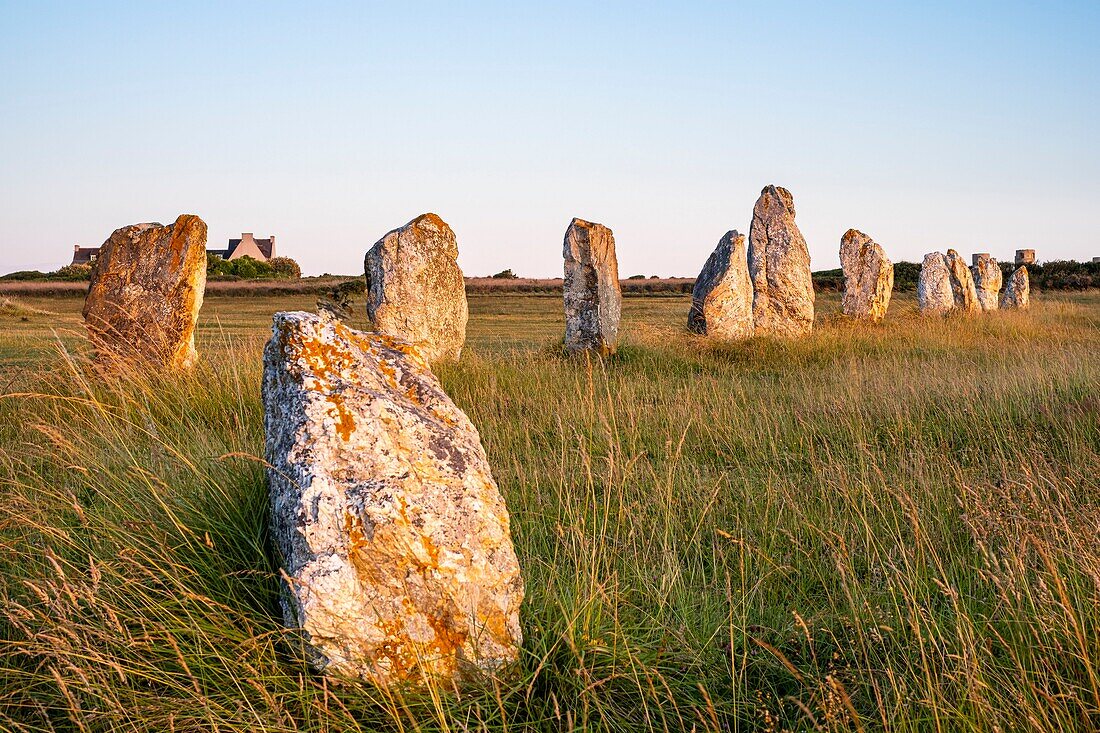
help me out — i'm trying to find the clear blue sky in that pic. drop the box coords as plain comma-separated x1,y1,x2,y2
2,1,1098,277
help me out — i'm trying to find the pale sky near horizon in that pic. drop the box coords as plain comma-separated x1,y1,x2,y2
1,1,1098,277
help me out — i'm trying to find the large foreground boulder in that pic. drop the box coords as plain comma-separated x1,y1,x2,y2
263,312,524,688
748,185,814,337
563,218,621,355
364,213,468,364
918,252,954,315
688,230,753,340
82,214,207,369
1001,266,1030,309
839,229,893,322
971,254,1002,312
945,249,980,314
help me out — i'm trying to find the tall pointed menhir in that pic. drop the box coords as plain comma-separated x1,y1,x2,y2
689,230,753,340
563,218,621,355
82,214,208,370
365,213,468,364
945,249,980,314
1001,266,1030,309
971,254,1003,312
748,186,815,337
840,229,894,323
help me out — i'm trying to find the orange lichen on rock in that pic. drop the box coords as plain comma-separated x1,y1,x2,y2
263,311,524,689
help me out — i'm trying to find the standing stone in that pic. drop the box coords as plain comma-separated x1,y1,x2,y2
945,249,980,314
918,252,955,316
1001,267,1030,310
688,230,753,339
365,213,468,364
971,254,1003,312
263,312,524,688
563,218,621,355
1015,249,1036,266
82,214,207,369
839,229,894,322
748,185,815,337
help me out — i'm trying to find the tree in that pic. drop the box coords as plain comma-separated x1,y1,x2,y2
268,257,302,279
491,269,519,279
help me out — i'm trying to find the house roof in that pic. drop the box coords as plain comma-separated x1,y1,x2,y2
227,237,274,260
71,247,100,265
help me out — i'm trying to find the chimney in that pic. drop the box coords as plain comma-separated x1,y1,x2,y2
74,244,80,252
268,235,275,258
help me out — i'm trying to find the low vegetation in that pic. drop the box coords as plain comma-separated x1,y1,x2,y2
0,292,1098,731
1022,259,1100,290
0,264,94,282
206,254,302,281
1,256,303,284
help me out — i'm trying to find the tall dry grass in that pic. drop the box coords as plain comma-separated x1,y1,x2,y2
0,294,1097,731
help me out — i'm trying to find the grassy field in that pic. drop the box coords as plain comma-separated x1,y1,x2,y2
0,291,1098,731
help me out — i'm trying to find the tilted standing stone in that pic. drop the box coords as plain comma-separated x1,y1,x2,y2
263,311,524,688
688,230,753,340
82,214,207,369
945,249,980,313
1001,266,1030,309
839,229,894,322
971,254,1003,312
918,252,955,315
365,213,468,364
563,218,621,355
748,185,815,337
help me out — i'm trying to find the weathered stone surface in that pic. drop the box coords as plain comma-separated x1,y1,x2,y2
1001,266,1030,309
971,254,1003,312
365,213,468,364
688,230,753,339
839,229,894,322
563,218,621,355
263,312,523,688
748,185,815,337
82,214,207,369
946,249,980,313
918,252,955,316
1015,249,1036,266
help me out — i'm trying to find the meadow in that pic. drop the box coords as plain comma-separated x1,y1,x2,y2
0,291,1097,732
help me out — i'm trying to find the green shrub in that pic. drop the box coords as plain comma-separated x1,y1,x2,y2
52,264,92,281
206,253,234,279
491,269,519,279
892,261,922,291
206,255,302,281
1011,259,1100,290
